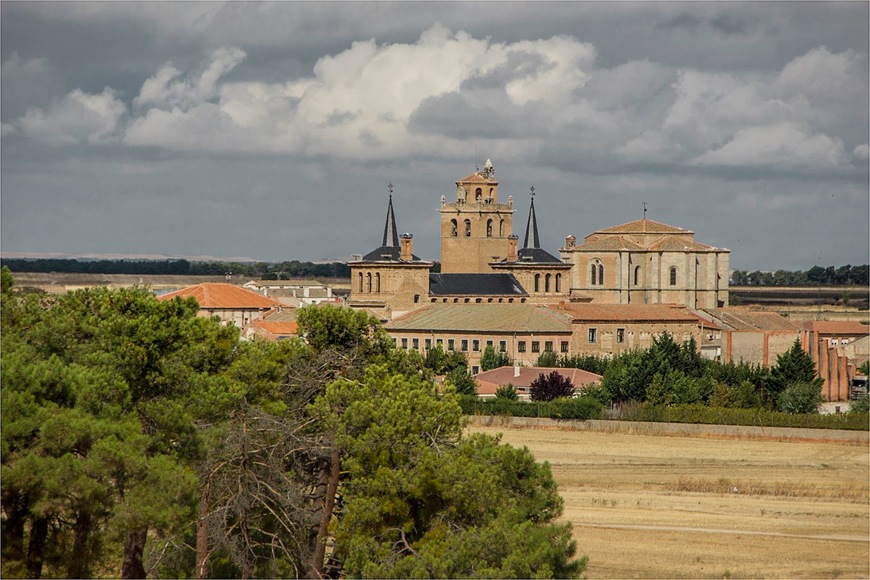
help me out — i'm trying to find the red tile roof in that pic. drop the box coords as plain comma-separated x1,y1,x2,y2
250,320,299,335
595,217,693,235
159,283,283,309
802,320,869,336
456,172,497,184
475,366,602,396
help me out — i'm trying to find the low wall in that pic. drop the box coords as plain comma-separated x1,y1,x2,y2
466,415,869,444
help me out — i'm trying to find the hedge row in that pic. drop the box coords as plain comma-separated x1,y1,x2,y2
618,403,869,431
459,395,603,420
460,397,869,431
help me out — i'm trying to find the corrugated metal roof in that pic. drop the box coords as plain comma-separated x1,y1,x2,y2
386,303,572,333
159,283,283,309
549,303,700,323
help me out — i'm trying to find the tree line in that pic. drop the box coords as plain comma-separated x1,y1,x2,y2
1,259,352,279
1,267,582,579
731,264,868,286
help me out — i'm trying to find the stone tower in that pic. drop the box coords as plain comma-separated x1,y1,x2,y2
439,160,515,273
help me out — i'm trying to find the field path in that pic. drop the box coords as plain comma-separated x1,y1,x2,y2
575,522,869,543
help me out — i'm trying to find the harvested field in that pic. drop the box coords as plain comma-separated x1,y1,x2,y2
468,425,870,579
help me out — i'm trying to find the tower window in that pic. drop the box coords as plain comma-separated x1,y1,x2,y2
591,263,597,285
475,188,482,200
669,267,677,286
634,265,641,286
534,274,541,292
375,273,380,293
451,219,458,237
545,273,551,292
598,264,604,286
499,219,505,237
358,272,363,292
556,273,562,292
366,273,372,293
464,219,471,237
487,219,493,237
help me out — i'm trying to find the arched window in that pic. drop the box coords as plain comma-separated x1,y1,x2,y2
534,274,541,292
499,219,504,237
669,267,677,286
634,265,641,286
475,188,482,201
464,219,471,237
366,273,372,293
450,219,458,237
486,219,493,237
598,264,604,286
545,274,551,292
375,273,381,293
358,272,363,292
555,273,561,292
591,264,597,285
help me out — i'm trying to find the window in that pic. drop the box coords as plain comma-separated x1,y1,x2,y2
425,338,432,350
472,339,480,352
590,263,597,285
451,219,458,237
634,266,641,286
401,338,408,349
616,328,625,344
499,340,507,353
472,365,480,374
413,338,420,349
475,187,482,200
531,341,540,353
555,274,561,292
499,219,505,237
669,267,677,286
448,339,455,351
544,341,553,352
518,341,527,353
358,272,363,292
561,341,569,353
534,274,541,292
588,328,597,343
598,264,604,285
461,339,468,352
486,340,494,348
366,272,372,293
436,338,443,347
545,274,551,292
375,272,380,293
487,219,493,237
464,219,472,237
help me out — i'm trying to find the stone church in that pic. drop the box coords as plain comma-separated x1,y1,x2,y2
348,161,729,319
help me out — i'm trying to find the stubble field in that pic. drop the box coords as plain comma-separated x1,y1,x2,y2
468,425,870,579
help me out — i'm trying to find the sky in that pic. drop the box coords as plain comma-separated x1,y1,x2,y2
1,2,868,271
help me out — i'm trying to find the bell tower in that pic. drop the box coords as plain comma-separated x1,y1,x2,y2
440,160,515,273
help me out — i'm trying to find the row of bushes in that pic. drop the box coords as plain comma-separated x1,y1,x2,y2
459,397,869,431
459,395,603,420
617,403,869,431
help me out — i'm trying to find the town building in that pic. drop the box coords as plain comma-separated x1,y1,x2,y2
243,279,336,306
159,282,283,327
474,366,603,400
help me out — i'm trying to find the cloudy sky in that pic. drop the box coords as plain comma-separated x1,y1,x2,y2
2,2,868,270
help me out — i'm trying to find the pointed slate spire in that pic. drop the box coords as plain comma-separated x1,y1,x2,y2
523,186,541,249
382,183,399,247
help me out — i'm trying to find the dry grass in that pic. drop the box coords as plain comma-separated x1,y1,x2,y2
468,426,870,579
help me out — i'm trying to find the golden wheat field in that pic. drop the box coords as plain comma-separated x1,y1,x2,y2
468,425,870,579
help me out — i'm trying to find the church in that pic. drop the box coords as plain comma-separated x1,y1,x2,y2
348,160,729,319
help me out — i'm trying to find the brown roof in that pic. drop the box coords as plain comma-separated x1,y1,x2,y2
596,217,693,235
547,303,701,323
159,283,283,309
574,236,645,251
386,303,572,333
700,308,800,332
475,366,602,396
456,172,497,184
250,320,299,335
647,236,716,252
802,320,869,336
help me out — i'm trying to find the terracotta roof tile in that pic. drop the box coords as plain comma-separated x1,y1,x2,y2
456,172,497,184
647,236,716,252
596,218,693,235
386,303,572,333
159,283,283,309
250,320,299,335
575,236,645,251
802,320,869,336
474,366,602,395
700,308,800,331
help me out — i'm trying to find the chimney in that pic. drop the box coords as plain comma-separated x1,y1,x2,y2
565,235,576,249
400,233,413,261
507,235,518,262
514,364,521,378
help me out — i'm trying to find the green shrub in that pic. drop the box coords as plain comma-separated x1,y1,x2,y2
549,396,603,420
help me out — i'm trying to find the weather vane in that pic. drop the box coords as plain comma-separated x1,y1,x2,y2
642,201,647,218
388,182,394,196
530,185,536,197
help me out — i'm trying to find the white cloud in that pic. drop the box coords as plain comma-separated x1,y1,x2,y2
692,122,849,169
18,88,127,144
853,144,869,161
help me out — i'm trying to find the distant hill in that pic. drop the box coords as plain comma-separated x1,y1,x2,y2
1,252,261,263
